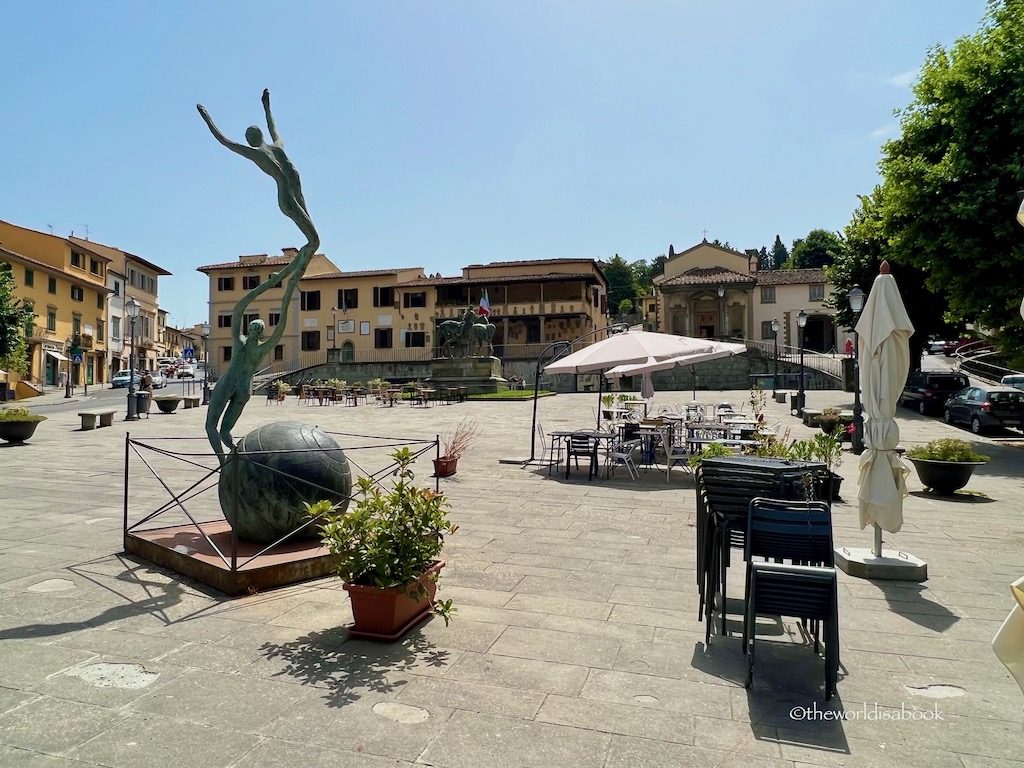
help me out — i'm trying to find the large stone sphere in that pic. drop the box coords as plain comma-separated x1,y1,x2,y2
218,421,352,543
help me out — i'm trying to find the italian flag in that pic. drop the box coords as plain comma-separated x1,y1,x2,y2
478,288,491,317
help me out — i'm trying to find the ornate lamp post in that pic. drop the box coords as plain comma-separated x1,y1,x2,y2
770,318,780,397
330,307,338,349
848,285,866,454
796,309,808,413
200,321,210,406
124,297,141,421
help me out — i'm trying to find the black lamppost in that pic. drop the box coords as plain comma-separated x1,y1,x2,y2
125,297,141,421
770,318,780,397
330,306,338,349
200,321,210,406
796,308,808,413
848,285,866,454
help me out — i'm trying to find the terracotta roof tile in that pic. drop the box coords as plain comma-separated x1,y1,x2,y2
656,266,754,288
67,236,172,276
303,267,424,280
755,268,827,285
396,271,601,288
464,257,600,269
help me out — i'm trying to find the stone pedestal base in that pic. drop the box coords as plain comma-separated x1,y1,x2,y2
834,547,928,581
427,356,507,394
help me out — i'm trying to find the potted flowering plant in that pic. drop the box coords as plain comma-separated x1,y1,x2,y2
309,447,456,640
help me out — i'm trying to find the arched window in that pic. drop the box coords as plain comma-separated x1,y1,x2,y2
341,341,355,362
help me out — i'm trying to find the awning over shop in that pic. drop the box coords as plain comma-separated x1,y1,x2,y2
46,350,69,362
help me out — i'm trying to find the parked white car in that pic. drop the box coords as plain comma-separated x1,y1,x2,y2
176,364,196,379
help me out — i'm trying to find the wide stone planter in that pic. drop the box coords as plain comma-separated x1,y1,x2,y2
814,472,843,501
0,419,43,444
343,560,444,641
909,458,986,495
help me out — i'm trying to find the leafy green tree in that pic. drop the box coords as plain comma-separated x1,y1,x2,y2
785,229,847,269
826,188,951,369
770,235,788,271
617,298,634,316
877,0,1024,363
602,254,638,314
649,253,667,279
0,263,34,376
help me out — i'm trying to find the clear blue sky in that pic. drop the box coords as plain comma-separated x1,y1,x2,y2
2,1,988,328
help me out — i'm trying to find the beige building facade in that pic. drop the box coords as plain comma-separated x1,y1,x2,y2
653,240,838,352
0,221,113,391
198,254,609,374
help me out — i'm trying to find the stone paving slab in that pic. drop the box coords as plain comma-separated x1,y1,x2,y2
0,389,1021,766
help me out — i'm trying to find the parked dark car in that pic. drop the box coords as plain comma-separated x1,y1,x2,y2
944,386,1024,434
900,370,970,415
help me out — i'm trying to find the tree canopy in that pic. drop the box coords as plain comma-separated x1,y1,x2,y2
0,263,35,375
785,229,847,269
876,0,1024,362
769,235,788,271
602,254,637,314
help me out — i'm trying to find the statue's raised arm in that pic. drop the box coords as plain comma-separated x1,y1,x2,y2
197,103,259,162
262,89,282,145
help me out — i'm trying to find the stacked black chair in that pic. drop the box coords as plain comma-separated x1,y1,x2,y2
743,497,838,699
695,456,827,644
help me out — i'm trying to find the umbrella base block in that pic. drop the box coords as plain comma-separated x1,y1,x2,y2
834,547,928,582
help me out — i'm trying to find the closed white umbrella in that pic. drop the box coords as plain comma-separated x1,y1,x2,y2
543,330,735,375
856,262,914,534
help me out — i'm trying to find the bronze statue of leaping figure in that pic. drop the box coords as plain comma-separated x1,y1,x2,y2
197,90,321,461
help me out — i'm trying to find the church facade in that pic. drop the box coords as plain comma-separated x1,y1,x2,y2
652,240,841,353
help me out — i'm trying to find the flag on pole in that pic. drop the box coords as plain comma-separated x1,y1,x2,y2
479,288,491,317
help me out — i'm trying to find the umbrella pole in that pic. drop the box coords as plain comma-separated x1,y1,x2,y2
596,369,603,430
873,524,883,558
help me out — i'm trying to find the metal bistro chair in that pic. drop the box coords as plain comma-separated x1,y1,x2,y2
567,431,600,481
743,497,838,699
605,437,641,480
536,423,563,475
656,426,690,483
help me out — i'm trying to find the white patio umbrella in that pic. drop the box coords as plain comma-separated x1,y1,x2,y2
856,262,914,535
605,343,747,401
543,330,736,375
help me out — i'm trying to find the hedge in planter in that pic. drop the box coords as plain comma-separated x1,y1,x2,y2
906,438,990,495
309,447,456,640
0,407,47,444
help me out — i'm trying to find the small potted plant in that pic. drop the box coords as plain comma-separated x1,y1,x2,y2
272,379,291,401
906,438,990,495
818,407,843,436
788,431,843,500
434,417,479,477
688,442,735,468
309,447,456,641
0,407,47,444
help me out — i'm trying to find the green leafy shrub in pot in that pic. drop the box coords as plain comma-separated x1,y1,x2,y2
688,442,735,468
906,438,989,463
308,447,457,624
0,407,46,423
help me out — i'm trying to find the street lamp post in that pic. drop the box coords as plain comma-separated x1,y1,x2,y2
796,309,808,414
200,322,210,406
124,297,141,421
770,318,780,397
848,285,866,454
331,307,338,349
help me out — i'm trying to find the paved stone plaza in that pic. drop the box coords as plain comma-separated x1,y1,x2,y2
0,387,1022,767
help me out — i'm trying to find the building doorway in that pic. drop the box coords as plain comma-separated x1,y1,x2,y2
697,312,716,338
341,341,355,362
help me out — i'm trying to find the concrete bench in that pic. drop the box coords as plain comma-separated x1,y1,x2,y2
152,396,181,414
774,390,794,404
182,396,201,409
801,408,822,427
79,410,116,430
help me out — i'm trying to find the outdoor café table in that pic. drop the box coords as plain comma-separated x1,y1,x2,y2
621,399,649,418
415,388,437,407
549,430,616,479
683,421,732,452
633,423,670,469
310,386,336,406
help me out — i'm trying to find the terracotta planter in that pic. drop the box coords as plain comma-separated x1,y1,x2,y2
0,420,42,444
344,560,445,641
909,458,986,495
433,456,458,477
